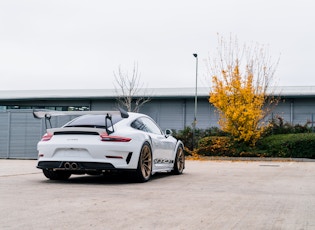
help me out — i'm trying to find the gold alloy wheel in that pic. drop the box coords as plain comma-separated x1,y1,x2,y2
176,146,185,173
140,144,152,180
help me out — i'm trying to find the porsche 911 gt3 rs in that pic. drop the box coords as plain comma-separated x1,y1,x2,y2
34,109,185,182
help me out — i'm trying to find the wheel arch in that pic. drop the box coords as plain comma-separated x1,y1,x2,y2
172,140,185,174
135,141,153,182
173,140,184,157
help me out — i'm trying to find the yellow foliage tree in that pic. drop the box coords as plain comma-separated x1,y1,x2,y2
209,35,279,146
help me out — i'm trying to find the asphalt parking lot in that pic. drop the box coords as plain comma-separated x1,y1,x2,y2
1,159,315,230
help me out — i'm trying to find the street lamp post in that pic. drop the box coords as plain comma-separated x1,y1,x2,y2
192,53,198,149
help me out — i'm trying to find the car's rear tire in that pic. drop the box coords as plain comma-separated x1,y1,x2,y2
172,144,185,175
42,169,71,180
135,142,152,182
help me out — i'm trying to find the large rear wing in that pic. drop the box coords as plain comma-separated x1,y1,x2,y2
33,109,129,119
33,108,129,134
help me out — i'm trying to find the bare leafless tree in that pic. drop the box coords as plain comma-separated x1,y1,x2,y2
113,63,151,112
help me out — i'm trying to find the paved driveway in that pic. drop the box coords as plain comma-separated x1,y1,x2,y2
0,159,315,230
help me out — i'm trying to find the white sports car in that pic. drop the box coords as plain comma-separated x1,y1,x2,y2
34,109,185,182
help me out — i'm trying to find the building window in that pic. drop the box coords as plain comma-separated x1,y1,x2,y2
2,106,90,111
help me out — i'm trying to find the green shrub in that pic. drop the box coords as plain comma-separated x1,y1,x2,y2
174,125,315,158
172,127,193,150
257,133,315,158
173,126,228,151
264,116,312,136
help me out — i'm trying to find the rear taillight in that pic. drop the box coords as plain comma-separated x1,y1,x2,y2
41,133,53,141
100,133,131,142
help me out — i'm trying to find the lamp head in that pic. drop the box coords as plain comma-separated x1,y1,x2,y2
193,53,198,58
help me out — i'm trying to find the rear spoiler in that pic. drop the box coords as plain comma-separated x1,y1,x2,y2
33,108,129,134
33,109,129,119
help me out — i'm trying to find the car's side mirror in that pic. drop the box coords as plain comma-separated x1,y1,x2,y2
164,129,173,137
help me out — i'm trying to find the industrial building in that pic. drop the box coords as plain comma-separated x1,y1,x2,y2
1,86,315,159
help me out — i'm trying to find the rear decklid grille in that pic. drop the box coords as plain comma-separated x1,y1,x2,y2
47,127,107,136
54,131,99,135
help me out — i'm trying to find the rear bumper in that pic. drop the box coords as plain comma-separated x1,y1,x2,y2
37,161,116,171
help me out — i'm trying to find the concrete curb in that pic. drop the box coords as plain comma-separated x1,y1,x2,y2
188,156,315,162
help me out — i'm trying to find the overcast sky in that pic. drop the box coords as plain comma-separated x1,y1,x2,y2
0,0,314,90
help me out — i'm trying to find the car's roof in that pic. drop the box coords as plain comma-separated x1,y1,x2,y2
64,112,149,127
127,112,147,119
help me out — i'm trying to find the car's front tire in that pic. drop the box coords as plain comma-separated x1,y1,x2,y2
135,142,152,182
172,144,185,175
42,169,71,180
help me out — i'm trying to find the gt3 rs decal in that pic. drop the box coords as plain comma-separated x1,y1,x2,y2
154,158,174,164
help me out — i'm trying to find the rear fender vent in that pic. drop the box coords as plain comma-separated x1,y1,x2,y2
126,152,133,164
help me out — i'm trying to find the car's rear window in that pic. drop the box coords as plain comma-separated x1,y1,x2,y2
64,114,123,128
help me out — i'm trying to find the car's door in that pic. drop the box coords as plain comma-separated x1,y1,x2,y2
139,117,175,169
